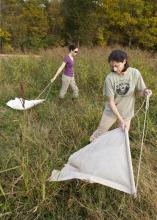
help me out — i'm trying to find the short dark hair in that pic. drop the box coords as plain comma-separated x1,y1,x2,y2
108,49,129,71
68,44,77,51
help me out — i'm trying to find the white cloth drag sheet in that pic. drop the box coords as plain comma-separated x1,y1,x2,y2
6,97,45,110
49,128,136,195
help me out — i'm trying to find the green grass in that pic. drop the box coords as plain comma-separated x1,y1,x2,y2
0,47,157,220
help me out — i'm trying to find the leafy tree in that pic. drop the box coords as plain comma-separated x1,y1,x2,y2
1,0,49,51
43,0,65,47
0,28,11,52
60,0,101,46
1,0,157,51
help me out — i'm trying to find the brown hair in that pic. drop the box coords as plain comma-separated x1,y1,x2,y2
108,49,129,72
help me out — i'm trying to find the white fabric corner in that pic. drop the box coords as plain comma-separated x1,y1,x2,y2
6,97,45,110
49,128,136,195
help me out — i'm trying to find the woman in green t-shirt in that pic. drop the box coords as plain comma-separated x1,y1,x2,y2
90,49,152,142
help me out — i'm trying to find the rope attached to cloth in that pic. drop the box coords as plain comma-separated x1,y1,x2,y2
134,99,146,117
135,96,150,194
35,82,52,100
35,66,55,100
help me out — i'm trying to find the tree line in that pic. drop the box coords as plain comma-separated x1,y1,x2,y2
1,0,157,52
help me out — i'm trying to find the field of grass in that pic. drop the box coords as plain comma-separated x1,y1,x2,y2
0,47,157,220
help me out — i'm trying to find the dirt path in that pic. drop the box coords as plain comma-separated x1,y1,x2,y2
0,53,41,59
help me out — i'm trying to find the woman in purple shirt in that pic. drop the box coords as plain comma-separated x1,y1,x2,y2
51,44,79,98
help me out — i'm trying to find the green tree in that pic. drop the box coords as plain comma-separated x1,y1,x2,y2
96,0,157,50
1,0,49,51
61,0,101,46
43,0,64,47
1,0,157,51
0,28,11,52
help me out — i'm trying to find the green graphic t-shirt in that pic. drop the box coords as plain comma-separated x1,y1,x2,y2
104,67,146,120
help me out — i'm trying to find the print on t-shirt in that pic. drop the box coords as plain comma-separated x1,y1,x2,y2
115,80,130,95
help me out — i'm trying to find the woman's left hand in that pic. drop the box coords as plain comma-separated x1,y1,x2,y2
144,89,152,97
